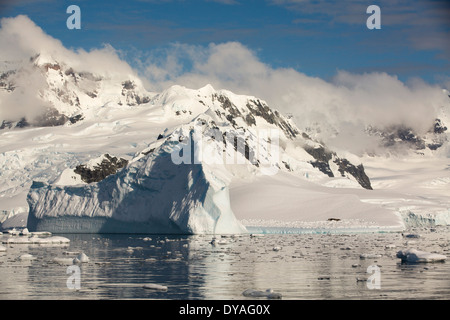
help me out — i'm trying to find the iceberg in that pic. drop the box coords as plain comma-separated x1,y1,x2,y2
26,131,247,235
396,248,447,263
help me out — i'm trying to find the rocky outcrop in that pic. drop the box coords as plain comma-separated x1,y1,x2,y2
74,154,129,184
304,144,372,189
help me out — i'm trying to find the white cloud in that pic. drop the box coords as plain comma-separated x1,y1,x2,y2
141,41,448,153
0,15,141,122
1,15,447,155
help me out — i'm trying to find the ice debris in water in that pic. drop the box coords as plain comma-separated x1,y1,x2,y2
242,288,282,299
143,284,168,291
53,257,75,265
217,239,227,245
73,252,89,264
0,245,6,252
396,248,447,263
359,253,382,259
19,254,35,261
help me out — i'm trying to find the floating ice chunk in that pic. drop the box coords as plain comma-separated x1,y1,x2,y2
0,245,6,252
360,253,382,259
217,239,227,245
53,257,75,265
20,228,30,236
19,254,35,260
272,246,282,251
63,251,80,255
6,229,20,236
31,231,52,237
3,237,30,244
385,244,396,249
143,237,152,241
242,288,282,299
29,236,70,244
250,234,264,238
143,284,168,291
396,248,447,263
73,252,89,263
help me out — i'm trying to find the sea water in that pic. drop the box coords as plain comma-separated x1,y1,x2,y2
0,227,449,300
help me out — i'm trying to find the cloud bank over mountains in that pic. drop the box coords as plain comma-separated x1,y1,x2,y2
1,15,448,154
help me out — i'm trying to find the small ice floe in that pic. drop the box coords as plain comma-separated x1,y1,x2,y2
385,244,396,249
19,254,35,261
143,237,152,241
31,231,52,237
30,236,70,244
0,245,6,252
143,284,168,291
396,249,447,263
250,234,264,238
63,251,80,255
20,228,30,236
272,246,282,252
360,253,382,259
6,228,20,236
53,257,75,265
242,288,282,299
5,237,31,244
217,239,227,245
352,264,361,268
3,235,70,245
73,252,89,264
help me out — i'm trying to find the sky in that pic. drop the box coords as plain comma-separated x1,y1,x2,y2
0,0,449,155
0,0,449,84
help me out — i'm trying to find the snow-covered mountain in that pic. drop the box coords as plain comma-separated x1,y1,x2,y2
1,53,449,234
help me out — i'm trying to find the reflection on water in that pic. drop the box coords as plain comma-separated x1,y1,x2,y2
0,227,449,300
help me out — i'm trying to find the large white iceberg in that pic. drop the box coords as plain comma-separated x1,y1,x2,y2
27,131,247,235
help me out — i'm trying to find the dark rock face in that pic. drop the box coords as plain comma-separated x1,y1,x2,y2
212,93,298,139
69,114,84,124
0,118,30,129
368,119,448,152
33,107,69,127
121,80,150,105
0,70,16,92
432,119,447,134
74,154,129,184
334,158,373,190
304,144,373,189
304,145,334,177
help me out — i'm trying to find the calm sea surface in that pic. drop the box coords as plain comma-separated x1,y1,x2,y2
0,227,449,300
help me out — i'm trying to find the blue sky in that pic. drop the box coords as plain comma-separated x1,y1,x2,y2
0,0,449,84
